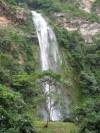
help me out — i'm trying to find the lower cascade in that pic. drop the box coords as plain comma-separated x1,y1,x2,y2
31,11,69,121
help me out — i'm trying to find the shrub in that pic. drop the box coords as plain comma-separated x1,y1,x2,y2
80,71,99,95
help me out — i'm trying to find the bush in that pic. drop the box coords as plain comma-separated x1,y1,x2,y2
73,99,100,133
18,117,36,133
80,71,99,95
5,0,17,5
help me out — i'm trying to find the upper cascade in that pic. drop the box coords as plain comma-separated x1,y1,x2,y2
31,11,61,72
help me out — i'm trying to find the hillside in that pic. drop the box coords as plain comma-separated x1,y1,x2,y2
0,0,100,133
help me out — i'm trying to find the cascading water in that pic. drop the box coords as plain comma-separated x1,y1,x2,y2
31,11,69,121
31,11,60,72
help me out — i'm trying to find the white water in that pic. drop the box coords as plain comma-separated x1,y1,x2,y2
31,11,62,121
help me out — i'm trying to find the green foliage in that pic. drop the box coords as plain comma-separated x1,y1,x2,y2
34,121,78,133
24,0,100,23
55,27,85,71
79,71,99,96
0,59,40,132
73,98,100,133
4,0,17,5
55,23,100,133
0,84,24,109
16,116,36,133
93,0,100,13
55,27,84,50
0,110,36,133
38,70,61,82
11,72,40,102
0,84,27,132
0,4,39,132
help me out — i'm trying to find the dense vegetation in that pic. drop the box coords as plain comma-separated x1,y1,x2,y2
0,1,40,132
0,0,100,133
54,22,100,133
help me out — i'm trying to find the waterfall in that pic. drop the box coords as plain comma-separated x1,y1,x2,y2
31,11,68,121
